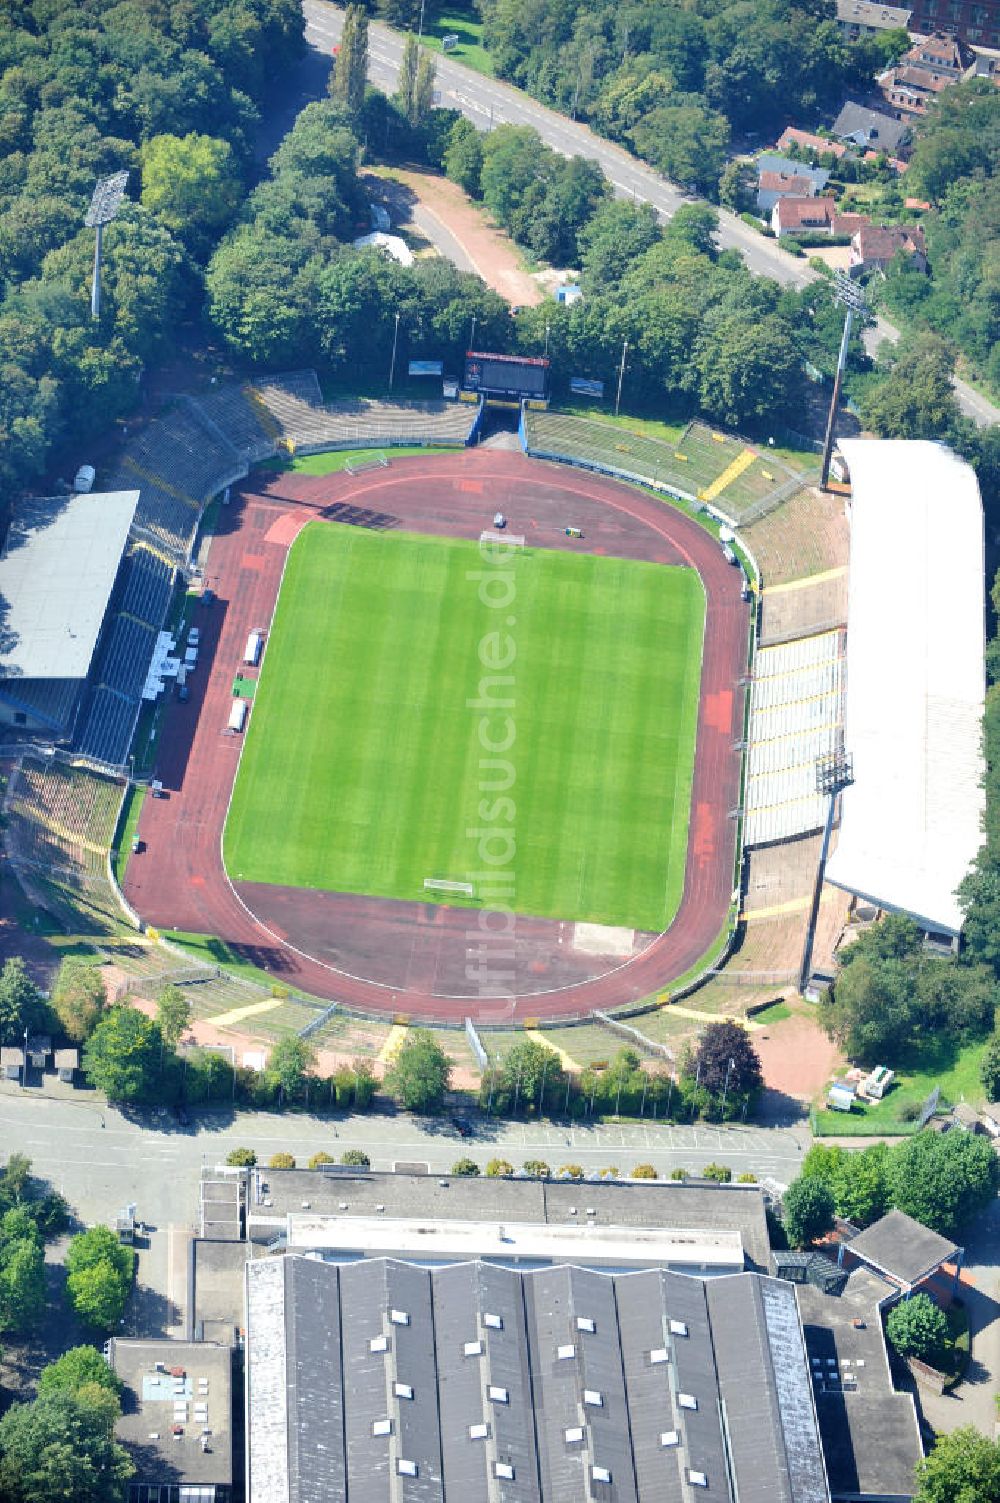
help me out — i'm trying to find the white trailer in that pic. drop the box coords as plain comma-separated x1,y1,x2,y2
243,630,263,667
227,699,248,734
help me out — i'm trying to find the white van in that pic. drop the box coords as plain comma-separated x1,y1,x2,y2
73,464,96,493
227,699,248,734
243,630,263,667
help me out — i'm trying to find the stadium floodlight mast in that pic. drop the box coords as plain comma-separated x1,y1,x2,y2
799,746,855,995
819,270,868,489
85,170,129,321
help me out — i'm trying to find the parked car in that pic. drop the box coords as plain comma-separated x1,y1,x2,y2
451,1116,472,1138
187,626,201,647
73,464,96,493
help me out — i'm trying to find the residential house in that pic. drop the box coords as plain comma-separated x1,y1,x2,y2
849,220,928,272
878,32,974,115
836,0,913,38
908,0,1000,48
771,197,871,238
777,126,849,159
757,171,818,215
831,100,913,152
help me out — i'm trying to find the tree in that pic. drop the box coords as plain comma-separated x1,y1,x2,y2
38,1346,123,1401
783,1176,835,1248
701,1162,732,1183
690,1019,763,1114
858,332,961,442
0,957,49,1045
0,1392,133,1503
485,1158,514,1177
384,1029,451,1113
51,960,107,1043
339,1149,370,1168
225,1147,257,1167
631,1163,657,1178
330,4,369,117
578,199,661,293
156,985,191,1050
0,1234,45,1334
801,1142,889,1226
819,955,917,1064
444,117,484,197
887,1130,1000,1237
66,1227,133,1301
913,1427,1000,1503
630,98,730,196
309,1152,335,1168
82,1007,164,1103
452,1157,480,1176
483,1038,565,1115
413,51,436,127
981,1033,1000,1100
886,1294,949,1364
140,132,241,252
718,158,755,214
522,1160,550,1177
268,1153,296,1169
396,34,419,122
67,1259,129,1331
696,314,801,429
268,1036,316,1103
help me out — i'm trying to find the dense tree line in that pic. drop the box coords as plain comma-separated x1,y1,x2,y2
880,81,1000,397
0,0,304,512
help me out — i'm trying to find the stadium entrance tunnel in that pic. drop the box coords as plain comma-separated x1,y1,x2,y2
127,451,748,1022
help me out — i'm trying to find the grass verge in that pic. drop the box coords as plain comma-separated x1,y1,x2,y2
814,1034,990,1137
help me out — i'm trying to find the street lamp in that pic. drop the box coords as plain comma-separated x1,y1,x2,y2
721,1057,735,1118
544,322,551,358
418,0,426,40
820,271,867,489
85,170,129,321
615,336,628,417
389,311,401,389
470,313,477,350
799,747,855,993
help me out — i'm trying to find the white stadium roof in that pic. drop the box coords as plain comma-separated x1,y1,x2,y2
826,440,985,936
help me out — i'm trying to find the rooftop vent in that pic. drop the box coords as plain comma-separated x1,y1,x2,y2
592,1466,612,1484
689,1471,708,1488
397,1459,418,1477
584,1390,603,1408
565,1427,585,1444
372,1419,392,1437
483,1313,503,1330
394,1382,414,1400
370,1335,388,1354
678,1394,698,1411
650,1348,669,1365
669,1320,688,1337
661,1431,679,1448
464,1340,483,1357
488,1385,509,1404
576,1317,596,1334
390,1310,410,1326
495,1463,515,1481
469,1423,489,1440
557,1344,576,1361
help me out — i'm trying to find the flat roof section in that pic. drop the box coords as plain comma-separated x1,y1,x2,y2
246,1167,772,1271
0,491,138,683
827,440,985,936
110,1338,232,1492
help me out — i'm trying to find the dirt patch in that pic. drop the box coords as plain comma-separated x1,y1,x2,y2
755,1011,842,1100
370,167,543,307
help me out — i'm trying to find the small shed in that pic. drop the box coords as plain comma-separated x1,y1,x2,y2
828,1081,857,1112
0,1046,24,1081
54,1046,79,1082
27,1035,51,1069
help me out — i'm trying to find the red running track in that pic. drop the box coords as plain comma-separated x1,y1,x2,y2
125,452,747,1023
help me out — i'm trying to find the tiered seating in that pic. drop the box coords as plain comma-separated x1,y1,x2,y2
524,411,702,499
249,375,477,453
76,687,139,768
193,384,277,466
4,756,128,935
743,630,847,847
96,616,158,702
119,547,174,627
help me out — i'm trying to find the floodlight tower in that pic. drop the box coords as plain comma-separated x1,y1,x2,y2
85,170,130,321
819,270,867,490
799,746,854,995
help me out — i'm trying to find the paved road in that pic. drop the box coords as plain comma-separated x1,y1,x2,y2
302,0,999,429
1,1084,805,1230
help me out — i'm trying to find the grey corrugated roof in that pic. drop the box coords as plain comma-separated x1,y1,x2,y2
846,1209,960,1286
0,491,137,682
250,1257,839,1503
830,101,910,151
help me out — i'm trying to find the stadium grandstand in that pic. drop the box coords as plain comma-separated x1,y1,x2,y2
0,490,138,743
826,440,985,941
743,631,846,847
247,371,480,454
521,410,809,522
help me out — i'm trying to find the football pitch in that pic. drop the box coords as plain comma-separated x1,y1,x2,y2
223,523,705,933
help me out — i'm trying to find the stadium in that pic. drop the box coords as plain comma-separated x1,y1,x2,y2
0,358,985,1033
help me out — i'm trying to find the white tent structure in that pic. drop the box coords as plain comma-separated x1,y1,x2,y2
826,440,985,937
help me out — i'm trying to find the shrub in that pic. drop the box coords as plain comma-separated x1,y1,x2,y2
596,1166,619,1179
558,1163,584,1179
451,1157,480,1176
308,1152,335,1169
225,1147,256,1167
898,1101,922,1122
702,1162,732,1183
339,1149,370,1168
268,1153,296,1170
737,1172,757,1183
522,1160,550,1178
485,1158,514,1177
669,1168,689,1180
886,1293,949,1364
631,1164,657,1179
783,1176,836,1248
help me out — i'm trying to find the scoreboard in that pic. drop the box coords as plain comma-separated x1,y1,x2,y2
463,351,550,402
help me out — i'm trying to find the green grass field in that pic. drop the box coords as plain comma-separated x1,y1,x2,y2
224,523,704,932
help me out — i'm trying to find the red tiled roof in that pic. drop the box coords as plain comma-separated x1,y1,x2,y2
832,211,871,236
777,128,848,159
758,171,815,195
775,196,838,230
853,222,926,260
904,196,931,210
